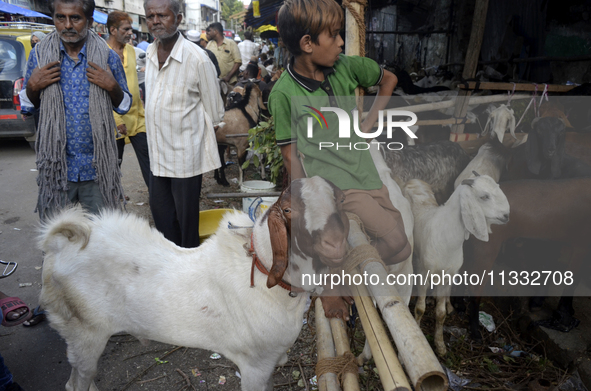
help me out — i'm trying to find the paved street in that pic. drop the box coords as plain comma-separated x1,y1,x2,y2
0,139,70,390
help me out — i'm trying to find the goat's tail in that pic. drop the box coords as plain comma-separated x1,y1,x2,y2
38,205,92,256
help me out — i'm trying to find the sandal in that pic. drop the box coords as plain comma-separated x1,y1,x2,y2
22,305,46,327
0,296,32,327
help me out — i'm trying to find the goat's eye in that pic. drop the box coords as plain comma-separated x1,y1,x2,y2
480,194,490,201
283,208,291,213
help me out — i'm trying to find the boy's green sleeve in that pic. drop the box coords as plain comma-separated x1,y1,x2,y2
269,91,295,146
348,55,384,88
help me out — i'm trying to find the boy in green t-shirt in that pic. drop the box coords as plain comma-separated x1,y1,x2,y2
268,0,411,320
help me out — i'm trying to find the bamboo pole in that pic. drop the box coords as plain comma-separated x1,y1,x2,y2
415,118,472,126
441,54,591,67
315,298,341,391
329,318,360,391
452,0,490,134
206,192,282,198
463,81,575,93
351,282,411,391
362,93,530,119
347,219,448,391
344,0,365,113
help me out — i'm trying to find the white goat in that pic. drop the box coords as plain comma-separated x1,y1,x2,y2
454,105,518,188
405,173,510,356
39,176,349,391
454,139,512,188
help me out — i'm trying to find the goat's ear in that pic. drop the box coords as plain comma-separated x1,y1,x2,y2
267,202,289,289
526,127,542,175
460,188,489,242
508,109,516,139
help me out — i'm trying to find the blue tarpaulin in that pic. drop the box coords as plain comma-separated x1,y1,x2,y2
0,0,50,18
93,9,108,25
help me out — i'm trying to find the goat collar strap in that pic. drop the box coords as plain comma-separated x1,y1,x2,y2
249,233,306,296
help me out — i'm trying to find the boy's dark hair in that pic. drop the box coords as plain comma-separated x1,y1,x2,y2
245,63,259,79
260,52,268,61
277,0,343,56
244,30,253,41
50,0,95,20
206,22,224,35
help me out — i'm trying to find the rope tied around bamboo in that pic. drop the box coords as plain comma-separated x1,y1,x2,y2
341,0,367,57
315,351,359,383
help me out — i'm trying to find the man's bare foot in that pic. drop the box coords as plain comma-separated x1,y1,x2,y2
319,285,354,321
22,305,46,327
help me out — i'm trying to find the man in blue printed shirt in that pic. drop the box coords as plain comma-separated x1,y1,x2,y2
21,0,131,221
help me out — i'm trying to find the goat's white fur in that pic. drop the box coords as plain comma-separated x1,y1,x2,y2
406,175,510,356
39,204,319,391
454,105,517,188
454,142,504,188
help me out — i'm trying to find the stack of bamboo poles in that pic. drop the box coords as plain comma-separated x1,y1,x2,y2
315,218,449,391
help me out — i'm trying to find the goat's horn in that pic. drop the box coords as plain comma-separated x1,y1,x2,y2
472,170,480,177
531,117,541,128
461,178,475,187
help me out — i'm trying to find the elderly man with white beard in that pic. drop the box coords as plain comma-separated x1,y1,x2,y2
144,0,224,248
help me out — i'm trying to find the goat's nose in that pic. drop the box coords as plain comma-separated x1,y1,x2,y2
502,213,510,222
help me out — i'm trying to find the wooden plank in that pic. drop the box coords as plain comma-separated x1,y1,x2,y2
452,0,490,135
463,82,575,93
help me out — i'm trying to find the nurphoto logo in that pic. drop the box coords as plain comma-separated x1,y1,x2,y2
304,106,418,151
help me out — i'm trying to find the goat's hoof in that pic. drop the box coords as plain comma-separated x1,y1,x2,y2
435,345,447,357
216,179,231,187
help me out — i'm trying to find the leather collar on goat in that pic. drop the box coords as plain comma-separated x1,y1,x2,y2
249,233,306,297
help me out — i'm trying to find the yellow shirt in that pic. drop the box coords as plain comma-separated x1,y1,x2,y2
110,43,146,140
206,38,242,84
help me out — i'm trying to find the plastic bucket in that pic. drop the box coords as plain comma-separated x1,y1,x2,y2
240,180,277,219
199,209,234,241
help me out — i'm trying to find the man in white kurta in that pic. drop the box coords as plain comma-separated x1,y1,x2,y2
144,0,224,247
